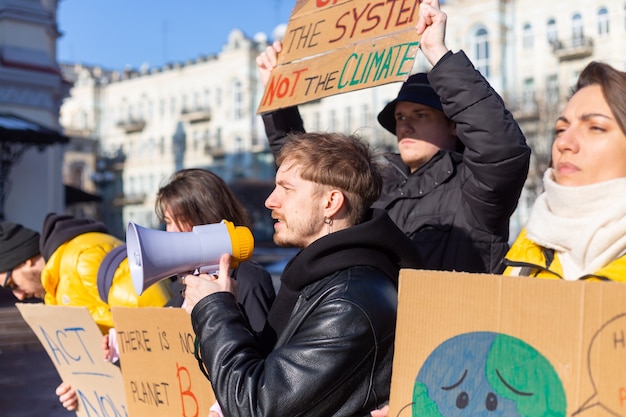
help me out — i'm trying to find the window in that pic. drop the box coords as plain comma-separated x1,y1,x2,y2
546,74,559,105
522,23,533,49
193,92,200,110
522,78,535,103
471,27,490,77
329,109,337,131
235,136,243,153
547,18,558,45
313,111,321,131
572,13,584,42
194,130,201,150
182,94,188,113
521,78,535,112
361,104,370,128
128,177,135,195
204,89,210,109
598,7,609,35
344,107,352,134
233,81,243,119
215,128,222,148
78,111,87,130
170,97,176,115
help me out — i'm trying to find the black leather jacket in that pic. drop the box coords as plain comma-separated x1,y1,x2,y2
191,210,421,416
262,51,530,274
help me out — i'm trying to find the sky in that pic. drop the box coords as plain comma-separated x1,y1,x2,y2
57,0,295,71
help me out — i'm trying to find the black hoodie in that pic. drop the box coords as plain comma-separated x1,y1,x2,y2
40,213,108,261
262,208,422,349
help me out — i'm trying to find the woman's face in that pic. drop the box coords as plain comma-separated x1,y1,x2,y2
163,207,192,232
552,84,626,186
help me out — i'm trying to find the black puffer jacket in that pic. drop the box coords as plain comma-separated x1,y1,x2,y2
191,210,421,417
262,51,530,273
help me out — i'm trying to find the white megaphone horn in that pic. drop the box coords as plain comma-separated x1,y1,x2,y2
126,220,254,296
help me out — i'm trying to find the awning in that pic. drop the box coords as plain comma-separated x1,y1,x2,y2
65,184,102,205
0,113,69,145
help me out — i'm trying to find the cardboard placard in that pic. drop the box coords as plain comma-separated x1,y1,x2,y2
257,0,420,113
111,307,215,417
16,304,128,417
389,270,626,417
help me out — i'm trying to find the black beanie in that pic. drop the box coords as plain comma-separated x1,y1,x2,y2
0,222,41,272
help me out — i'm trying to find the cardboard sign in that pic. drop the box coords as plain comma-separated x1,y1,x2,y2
389,270,626,417
257,0,420,113
16,304,128,417
111,307,215,417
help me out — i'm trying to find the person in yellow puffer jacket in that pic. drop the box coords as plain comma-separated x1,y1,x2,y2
0,213,171,332
38,213,171,332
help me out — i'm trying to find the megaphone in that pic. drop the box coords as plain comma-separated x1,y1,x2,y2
126,220,254,296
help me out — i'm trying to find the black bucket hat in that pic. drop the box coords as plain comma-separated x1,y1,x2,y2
377,73,443,135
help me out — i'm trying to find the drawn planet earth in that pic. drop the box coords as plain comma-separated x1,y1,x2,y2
411,331,566,417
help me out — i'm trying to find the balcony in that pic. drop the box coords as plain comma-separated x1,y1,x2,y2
116,119,146,133
204,144,225,158
63,127,94,138
113,192,146,206
510,99,540,122
552,36,593,61
181,107,211,123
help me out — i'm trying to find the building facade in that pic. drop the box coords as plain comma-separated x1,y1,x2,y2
60,27,405,238
442,0,626,231
0,0,67,229
60,0,626,239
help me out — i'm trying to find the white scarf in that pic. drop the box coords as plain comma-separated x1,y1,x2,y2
526,169,626,278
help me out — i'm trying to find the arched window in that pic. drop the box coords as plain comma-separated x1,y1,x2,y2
472,27,490,77
598,7,610,35
522,23,533,48
546,18,558,45
572,13,584,42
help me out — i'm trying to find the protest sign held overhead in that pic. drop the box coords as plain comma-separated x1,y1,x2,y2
257,0,420,113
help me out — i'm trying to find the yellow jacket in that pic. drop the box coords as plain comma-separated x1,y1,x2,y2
41,232,171,333
503,228,626,282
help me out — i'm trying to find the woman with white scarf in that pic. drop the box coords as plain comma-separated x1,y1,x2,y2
503,61,626,282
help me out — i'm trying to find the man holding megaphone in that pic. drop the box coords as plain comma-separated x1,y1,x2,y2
184,132,422,417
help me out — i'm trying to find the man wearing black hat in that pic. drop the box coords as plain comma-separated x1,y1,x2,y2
257,0,530,274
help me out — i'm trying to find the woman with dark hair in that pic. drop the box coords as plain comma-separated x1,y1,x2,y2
503,61,626,281
156,168,276,332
